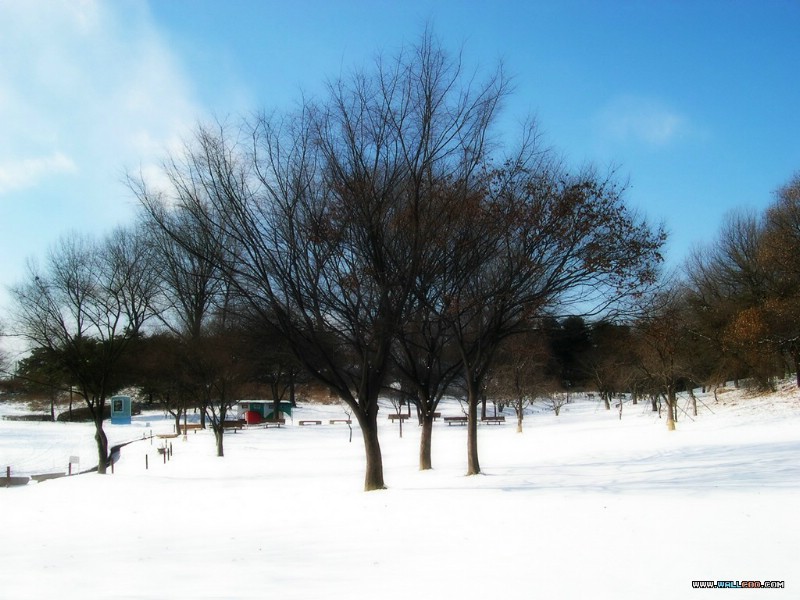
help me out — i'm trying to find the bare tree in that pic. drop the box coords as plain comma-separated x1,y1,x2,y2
10,227,160,473
632,283,696,431
582,320,638,411
760,173,800,385
686,210,781,390
488,329,554,432
392,300,463,469
434,160,665,474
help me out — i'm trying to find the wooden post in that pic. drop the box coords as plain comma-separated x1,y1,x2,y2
145,455,149,470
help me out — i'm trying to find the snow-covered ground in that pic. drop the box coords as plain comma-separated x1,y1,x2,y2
1,385,798,599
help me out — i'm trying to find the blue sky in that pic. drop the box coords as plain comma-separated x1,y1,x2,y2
1,0,799,321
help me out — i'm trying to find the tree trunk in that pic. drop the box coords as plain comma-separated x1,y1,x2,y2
603,392,611,410
173,408,183,435
666,389,676,431
466,382,481,476
688,388,698,417
419,414,434,470
480,392,487,420
289,371,297,407
272,396,281,421
359,414,385,490
215,427,224,457
95,420,109,474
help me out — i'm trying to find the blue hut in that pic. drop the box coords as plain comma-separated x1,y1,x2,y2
110,395,132,425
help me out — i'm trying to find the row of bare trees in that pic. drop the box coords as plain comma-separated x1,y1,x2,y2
128,34,663,490
6,33,664,488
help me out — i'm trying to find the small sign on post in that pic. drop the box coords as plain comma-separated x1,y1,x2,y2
69,456,80,475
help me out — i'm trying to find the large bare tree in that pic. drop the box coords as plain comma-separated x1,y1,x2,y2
432,159,665,474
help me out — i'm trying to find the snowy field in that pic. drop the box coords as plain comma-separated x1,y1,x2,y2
1,386,798,599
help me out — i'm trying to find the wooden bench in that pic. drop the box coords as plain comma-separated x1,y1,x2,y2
329,419,352,425
299,420,322,426
31,472,66,483
387,413,410,422
223,419,246,431
481,416,505,424
3,476,30,487
177,423,203,434
263,418,285,428
444,416,468,425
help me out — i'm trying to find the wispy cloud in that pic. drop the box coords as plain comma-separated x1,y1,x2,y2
0,0,200,199
0,152,76,194
593,95,693,148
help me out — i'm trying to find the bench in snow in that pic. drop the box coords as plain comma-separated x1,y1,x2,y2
481,416,505,424
177,423,203,434
299,420,322,426
444,416,468,425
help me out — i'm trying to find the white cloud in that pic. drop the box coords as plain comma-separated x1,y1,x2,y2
0,0,201,198
594,95,692,148
0,152,76,194
0,0,208,315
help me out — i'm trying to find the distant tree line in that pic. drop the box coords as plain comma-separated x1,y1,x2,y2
5,31,796,490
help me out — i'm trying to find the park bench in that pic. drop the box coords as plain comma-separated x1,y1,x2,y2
387,413,410,422
177,423,203,434
223,419,246,432
299,420,322,426
263,418,285,428
481,416,505,424
443,416,468,425
329,419,352,425
3,476,30,487
31,473,66,483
